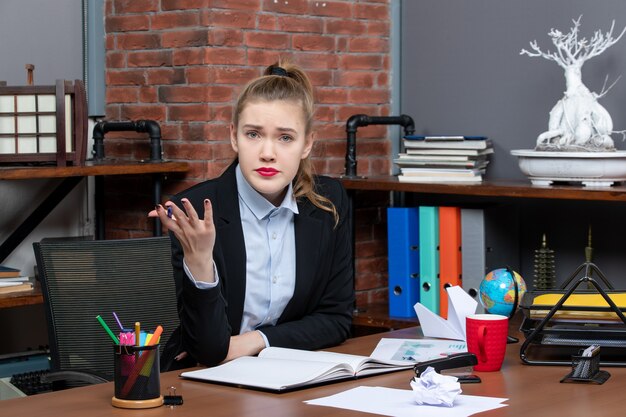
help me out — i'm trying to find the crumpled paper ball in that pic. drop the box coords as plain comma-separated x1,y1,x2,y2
410,366,462,407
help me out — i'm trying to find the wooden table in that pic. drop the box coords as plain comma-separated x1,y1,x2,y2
2,326,623,417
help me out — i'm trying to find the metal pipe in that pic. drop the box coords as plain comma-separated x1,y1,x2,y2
344,114,415,178
92,119,162,161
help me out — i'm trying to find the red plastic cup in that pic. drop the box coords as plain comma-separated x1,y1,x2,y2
466,314,508,372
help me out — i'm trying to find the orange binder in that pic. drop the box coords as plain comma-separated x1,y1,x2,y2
438,206,462,319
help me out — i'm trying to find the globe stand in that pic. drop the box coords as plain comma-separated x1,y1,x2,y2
507,270,520,344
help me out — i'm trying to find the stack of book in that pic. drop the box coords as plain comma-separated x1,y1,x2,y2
394,135,493,183
0,265,33,294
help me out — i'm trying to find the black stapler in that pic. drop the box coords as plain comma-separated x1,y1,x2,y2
413,352,481,383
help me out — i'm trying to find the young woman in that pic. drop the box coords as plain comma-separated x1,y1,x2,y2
154,61,354,369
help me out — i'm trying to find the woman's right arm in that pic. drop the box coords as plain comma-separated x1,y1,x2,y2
155,199,232,366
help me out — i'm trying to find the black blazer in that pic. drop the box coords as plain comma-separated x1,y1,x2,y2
162,161,354,368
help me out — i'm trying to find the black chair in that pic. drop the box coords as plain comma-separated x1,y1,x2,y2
33,236,179,388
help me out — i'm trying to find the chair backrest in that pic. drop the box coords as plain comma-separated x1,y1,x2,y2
33,237,178,380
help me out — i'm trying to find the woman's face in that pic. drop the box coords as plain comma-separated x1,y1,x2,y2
230,99,313,206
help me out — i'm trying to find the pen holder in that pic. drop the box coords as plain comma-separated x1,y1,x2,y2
112,344,163,409
560,347,610,384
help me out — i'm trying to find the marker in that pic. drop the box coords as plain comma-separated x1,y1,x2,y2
147,325,163,346
96,315,119,344
112,312,124,330
135,322,141,347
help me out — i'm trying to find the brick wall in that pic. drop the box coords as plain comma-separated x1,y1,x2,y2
103,0,392,306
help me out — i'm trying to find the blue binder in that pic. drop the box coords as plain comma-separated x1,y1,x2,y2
387,207,420,318
419,206,440,314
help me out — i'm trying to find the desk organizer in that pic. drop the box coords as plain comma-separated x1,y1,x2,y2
561,348,611,384
519,261,626,366
0,79,87,166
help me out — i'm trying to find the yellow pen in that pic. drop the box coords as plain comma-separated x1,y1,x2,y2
134,322,141,347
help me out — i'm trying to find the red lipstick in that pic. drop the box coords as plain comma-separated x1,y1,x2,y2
256,167,279,177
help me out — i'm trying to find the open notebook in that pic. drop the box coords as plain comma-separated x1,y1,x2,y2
180,346,413,392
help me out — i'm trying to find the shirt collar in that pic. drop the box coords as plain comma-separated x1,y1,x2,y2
235,163,299,220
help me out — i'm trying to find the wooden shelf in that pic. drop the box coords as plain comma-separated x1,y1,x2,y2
0,159,189,180
352,302,419,331
343,175,626,331
340,176,626,202
0,283,42,309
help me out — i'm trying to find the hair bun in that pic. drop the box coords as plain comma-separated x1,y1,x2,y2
269,66,289,77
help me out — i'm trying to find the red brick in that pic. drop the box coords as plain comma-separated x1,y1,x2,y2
356,256,387,276
296,53,339,69
308,1,352,17
306,70,332,87
262,0,308,14
150,12,199,29
210,0,260,10
277,16,323,33
139,86,158,102
349,37,388,53
146,68,186,85
213,67,259,84
355,3,389,20
185,66,214,84
161,0,208,10
258,14,277,31
107,70,145,85
212,141,237,159
106,15,150,32
204,47,247,65
337,105,381,122
315,106,335,123
113,0,158,14
314,123,345,140
348,88,390,104
160,124,181,140
355,271,387,291
127,51,172,67
117,33,161,50
339,55,383,70
106,52,126,68
168,104,211,121
293,34,335,51
166,142,212,160
336,71,376,88
244,32,290,50
247,49,290,67
367,20,390,36
161,30,209,48
106,86,139,103
325,19,368,35
208,28,244,46
173,48,206,66
211,106,233,123
106,105,121,120
120,104,166,121
316,88,349,104
202,10,256,29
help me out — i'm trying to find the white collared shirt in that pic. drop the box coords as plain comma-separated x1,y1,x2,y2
184,164,297,343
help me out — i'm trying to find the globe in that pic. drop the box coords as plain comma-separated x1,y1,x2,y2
479,268,527,317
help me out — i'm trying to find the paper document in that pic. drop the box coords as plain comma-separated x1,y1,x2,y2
305,386,508,417
414,286,477,340
370,338,467,363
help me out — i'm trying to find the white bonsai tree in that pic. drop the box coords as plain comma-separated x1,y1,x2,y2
521,16,626,151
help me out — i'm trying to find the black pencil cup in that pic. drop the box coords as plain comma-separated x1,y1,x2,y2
560,348,610,384
111,344,163,409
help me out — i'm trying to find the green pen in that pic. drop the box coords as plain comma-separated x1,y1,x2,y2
96,315,120,344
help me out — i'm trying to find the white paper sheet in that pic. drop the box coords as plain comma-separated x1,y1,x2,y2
370,338,467,363
414,286,478,340
305,386,508,417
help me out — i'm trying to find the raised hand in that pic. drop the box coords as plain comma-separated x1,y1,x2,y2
153,198,216,283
